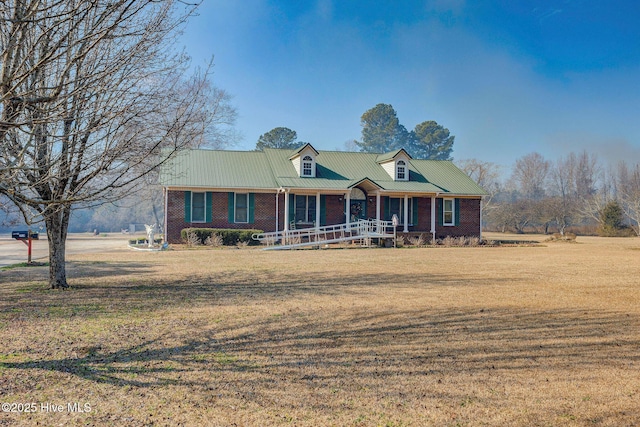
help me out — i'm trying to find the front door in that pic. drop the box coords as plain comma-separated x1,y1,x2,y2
350,199,367,222
349,187,367,222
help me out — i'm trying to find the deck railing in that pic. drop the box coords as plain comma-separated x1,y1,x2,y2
252,219,395,249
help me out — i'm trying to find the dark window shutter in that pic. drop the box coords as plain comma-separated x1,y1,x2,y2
437,198,443,226
383,196,390,220
288,193,295,220
205,192,213,223
184,191,192,222
227,192,235,223
455,198,461,226
248,193,255,223
320,195,326,226
412,197,419,226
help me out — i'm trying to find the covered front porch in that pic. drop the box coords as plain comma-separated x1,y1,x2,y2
277,180,442,242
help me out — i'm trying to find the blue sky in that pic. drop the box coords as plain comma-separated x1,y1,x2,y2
180,0,640,168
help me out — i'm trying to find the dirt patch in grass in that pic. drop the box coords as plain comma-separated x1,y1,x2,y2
1,237,639,426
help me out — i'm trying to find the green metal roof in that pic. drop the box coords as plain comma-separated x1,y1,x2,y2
160,147,487,196
160,149,278,189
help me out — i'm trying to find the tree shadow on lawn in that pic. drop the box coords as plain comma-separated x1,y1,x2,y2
2,262,509,322
62,267,517,310
0,260,156,286
213,306,640,375
2,306,639,393
0,261,158,317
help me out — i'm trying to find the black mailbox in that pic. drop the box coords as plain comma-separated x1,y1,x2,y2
12,231,39,240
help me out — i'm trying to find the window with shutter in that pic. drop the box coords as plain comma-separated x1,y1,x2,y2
234,193,249,223
191,192,206,222
443,198,455,226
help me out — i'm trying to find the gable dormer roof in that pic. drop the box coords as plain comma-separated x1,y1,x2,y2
289,143,319,160
375,148,412,164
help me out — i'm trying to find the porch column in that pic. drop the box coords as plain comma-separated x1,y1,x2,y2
403,194,409,233
430,195,436,241
376,191,381,232
345,190,351,230
284,190,290,233
315,192,321,230
275,191,279,235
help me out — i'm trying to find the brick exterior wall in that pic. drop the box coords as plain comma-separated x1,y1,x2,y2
324,195,346,225
165,190,186,243
166,190,281,243
435,198,481,239
165,190,481,243
412,197,431,233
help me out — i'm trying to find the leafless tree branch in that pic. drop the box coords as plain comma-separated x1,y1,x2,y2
0,0,235,288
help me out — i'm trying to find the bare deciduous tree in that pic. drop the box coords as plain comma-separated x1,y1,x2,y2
0,0,235,288
511,152,550,200
457,158,502,219
549,154,581,235
616,162,640,236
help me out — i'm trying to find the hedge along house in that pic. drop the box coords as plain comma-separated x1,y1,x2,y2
160,144,487,244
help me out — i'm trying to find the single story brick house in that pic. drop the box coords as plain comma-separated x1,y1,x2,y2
160,144,487,243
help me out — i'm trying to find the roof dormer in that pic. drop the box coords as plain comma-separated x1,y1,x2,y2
289,143,319,178
376,148,412,181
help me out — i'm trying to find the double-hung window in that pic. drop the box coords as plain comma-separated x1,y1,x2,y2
295,195,316,224
191,192,206,222
235,193,249,223
302,156,313,177
396,160,406,180
443,198,455,226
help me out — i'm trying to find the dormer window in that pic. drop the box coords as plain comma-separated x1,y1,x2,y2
377,148,412,181
302,156,313,176
289,143,318,177
396,160,406,180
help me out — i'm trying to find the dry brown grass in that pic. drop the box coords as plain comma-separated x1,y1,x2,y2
1,233,639,426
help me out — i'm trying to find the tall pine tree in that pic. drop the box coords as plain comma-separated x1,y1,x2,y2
357,104,408,153
409,121,454,160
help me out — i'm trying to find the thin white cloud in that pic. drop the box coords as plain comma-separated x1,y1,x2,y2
532,7,564,21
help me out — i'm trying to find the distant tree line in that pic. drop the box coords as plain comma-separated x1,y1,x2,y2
457,152,640,236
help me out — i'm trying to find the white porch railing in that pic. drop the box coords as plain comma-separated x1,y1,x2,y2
252,219,395,250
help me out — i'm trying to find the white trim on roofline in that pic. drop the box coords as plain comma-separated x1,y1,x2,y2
163,185,280,194
164,185,484,199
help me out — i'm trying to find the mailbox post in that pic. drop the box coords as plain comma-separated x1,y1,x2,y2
11,230,39,264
